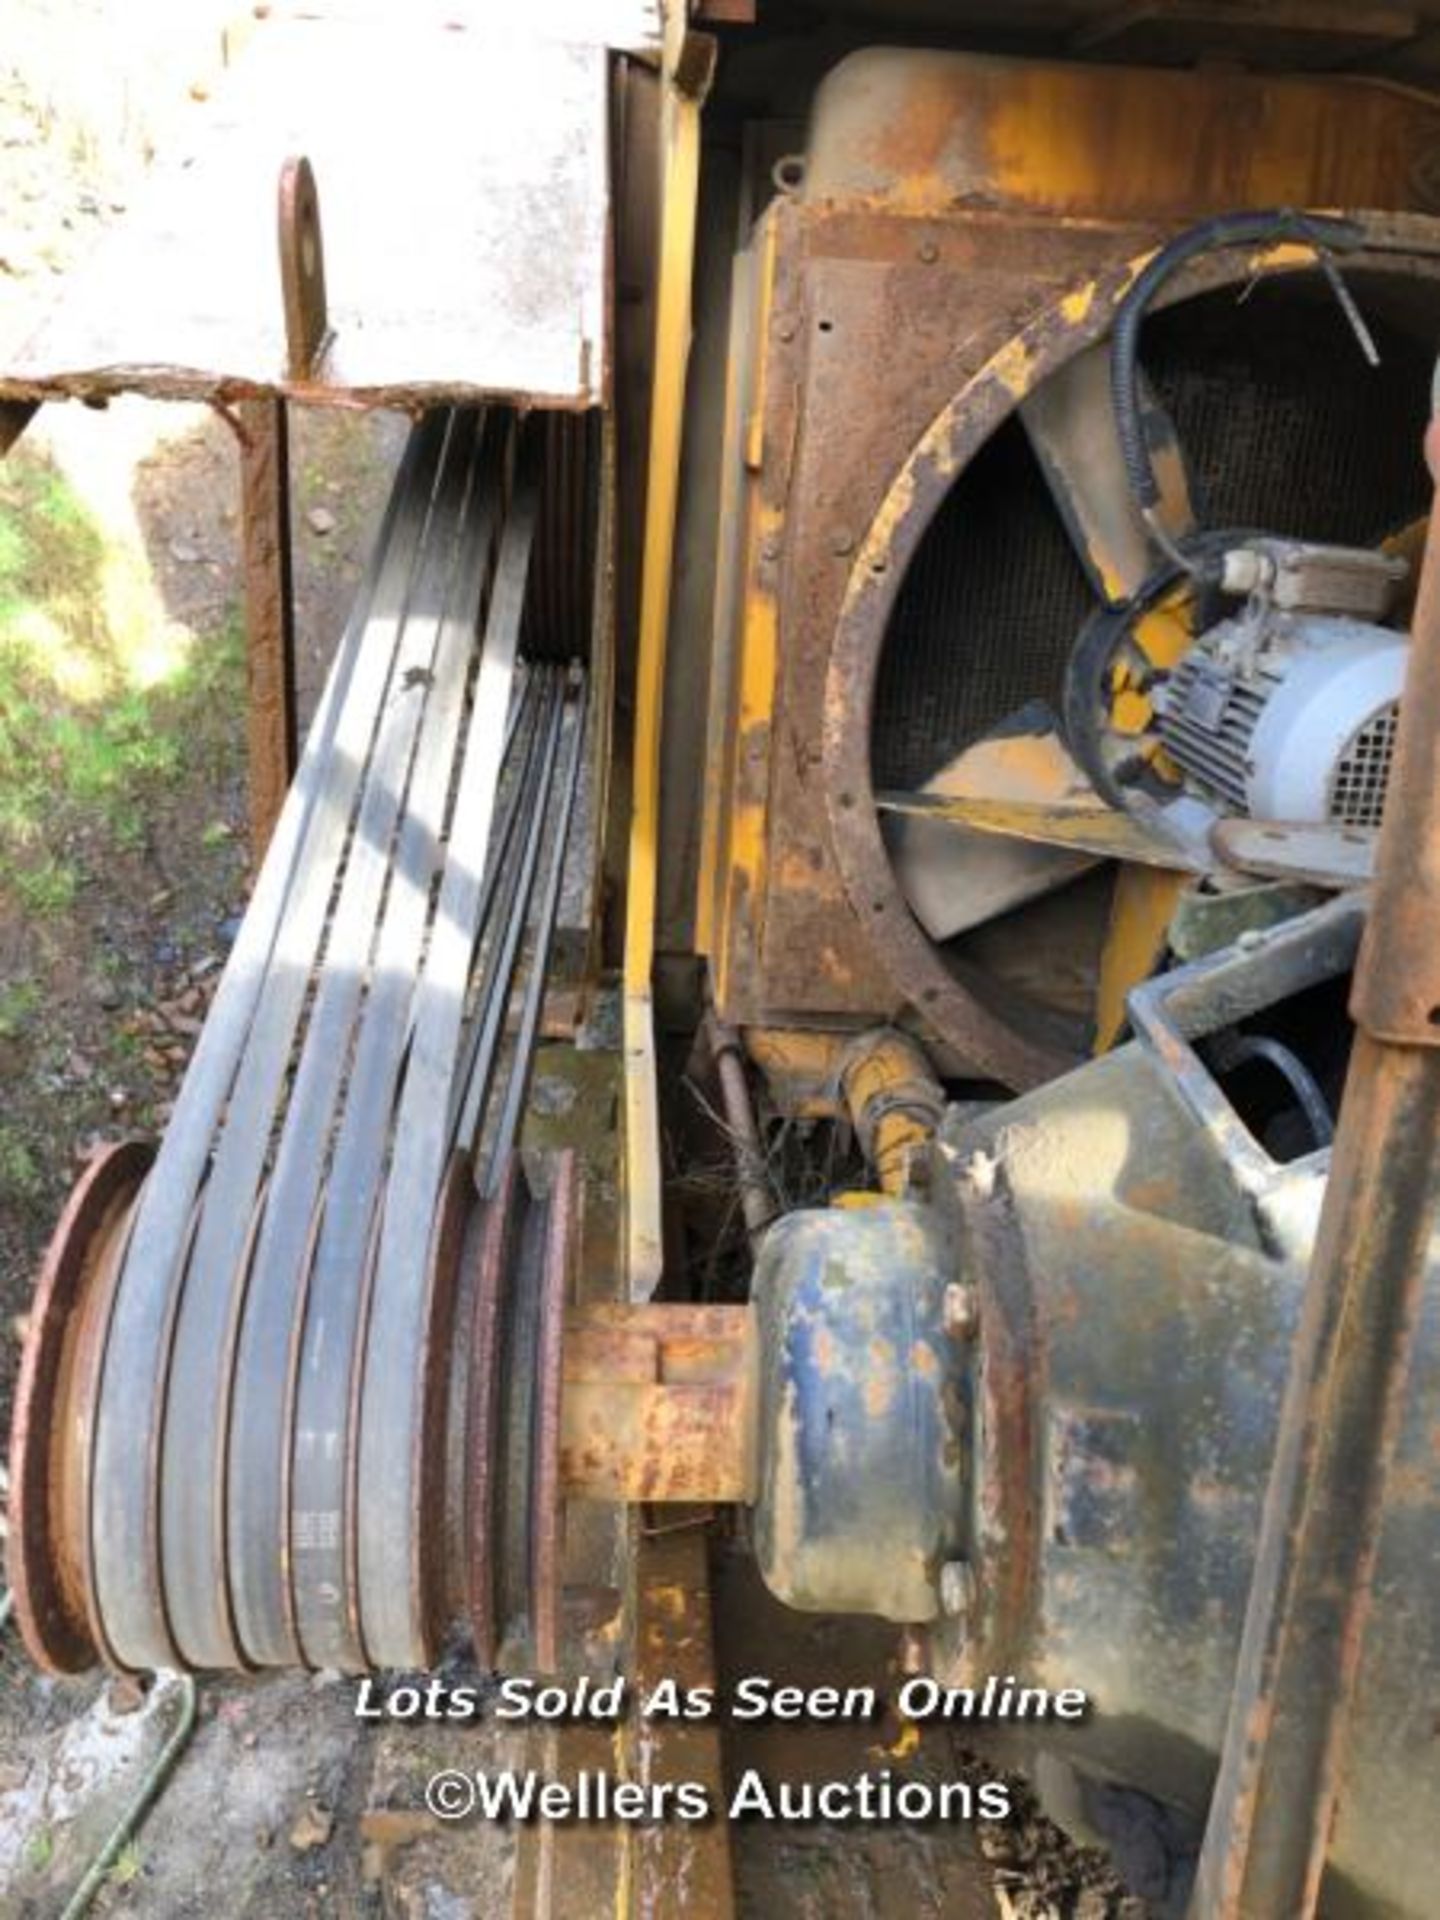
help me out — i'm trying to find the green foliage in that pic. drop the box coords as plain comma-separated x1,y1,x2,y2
0,449,244,913
109,1840,144,1887
0,975,41,1036
0,1124,42,1201
11,856,77,915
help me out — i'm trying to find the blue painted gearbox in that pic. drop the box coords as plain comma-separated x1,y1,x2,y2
750,1199,966,1623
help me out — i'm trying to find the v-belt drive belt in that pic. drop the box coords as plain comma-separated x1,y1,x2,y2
9,408,591,1676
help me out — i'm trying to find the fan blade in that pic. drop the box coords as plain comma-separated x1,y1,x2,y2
1020,341,1197,605
885,707,1101,938
879,787,1204,870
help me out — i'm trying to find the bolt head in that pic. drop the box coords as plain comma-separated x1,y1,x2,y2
942,1281,979,1341
918,239,939,263
830,528,855,557
939,1560,974,1620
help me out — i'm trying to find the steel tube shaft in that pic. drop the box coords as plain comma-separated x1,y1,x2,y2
706,1018,776,1243
1191,455,1440,1917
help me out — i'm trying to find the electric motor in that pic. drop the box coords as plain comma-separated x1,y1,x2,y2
1152,538,1409,829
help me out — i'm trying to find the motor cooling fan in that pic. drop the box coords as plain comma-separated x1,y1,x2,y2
880,210,1429,942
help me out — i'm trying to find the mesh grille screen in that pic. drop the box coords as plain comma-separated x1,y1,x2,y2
872,418,1091,789
872,285,1431,791
1144,284,1432,544
1329,701,1398,829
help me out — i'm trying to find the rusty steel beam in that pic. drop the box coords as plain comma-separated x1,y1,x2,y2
1191,440,1440,1916
622,21,717,1299
626,1518,735,1918
513,1517,737,1920
0,399,37,456
238,394,299,862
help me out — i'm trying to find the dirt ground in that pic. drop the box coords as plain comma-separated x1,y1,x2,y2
0,25,1170,1920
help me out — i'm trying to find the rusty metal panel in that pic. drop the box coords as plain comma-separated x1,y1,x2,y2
710,208,1440,1080
561,1302,758,1503
0,16,611,410
744,203,1112,1036
237,396,298,863
801,50,1440,221
262,0,661,50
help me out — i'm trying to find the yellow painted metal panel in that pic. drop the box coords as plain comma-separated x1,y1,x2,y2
623,14,715,1299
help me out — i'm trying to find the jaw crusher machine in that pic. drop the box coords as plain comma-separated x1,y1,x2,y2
12,6,1440,1916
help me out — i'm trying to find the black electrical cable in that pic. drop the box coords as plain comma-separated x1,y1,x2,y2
1062,527,1255,807
1108,209,1368,539
1212,1032,1336,1149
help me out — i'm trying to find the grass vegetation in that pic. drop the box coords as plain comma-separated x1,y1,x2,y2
0,437,247,1230
0,975,41,1036
109,1839,144,1888
0,1123,42,1203
0,446,243,914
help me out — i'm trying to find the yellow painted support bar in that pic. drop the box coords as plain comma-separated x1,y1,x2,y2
696,210,778,977
1093,863,1191,1053
623,14,715,1298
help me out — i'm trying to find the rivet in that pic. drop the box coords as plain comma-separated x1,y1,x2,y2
831,528,855,557
918,239,939,264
